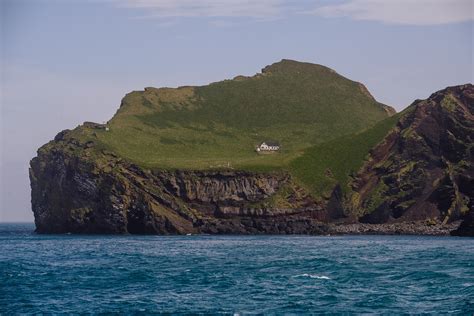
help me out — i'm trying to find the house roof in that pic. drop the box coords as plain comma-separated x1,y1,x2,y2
261,141,280,146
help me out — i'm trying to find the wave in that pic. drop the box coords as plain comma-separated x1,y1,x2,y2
294,273,330,280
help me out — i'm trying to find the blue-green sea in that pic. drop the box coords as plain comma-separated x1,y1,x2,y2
1,223,473,314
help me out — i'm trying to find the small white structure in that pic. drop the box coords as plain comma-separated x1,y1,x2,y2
256,141,280,152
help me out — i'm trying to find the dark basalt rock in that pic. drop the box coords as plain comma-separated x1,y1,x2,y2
351,84,473,232
451,212,474,237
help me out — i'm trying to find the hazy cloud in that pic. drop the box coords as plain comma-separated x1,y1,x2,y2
310,0,473,26
113,0,284,18
111,0,473,25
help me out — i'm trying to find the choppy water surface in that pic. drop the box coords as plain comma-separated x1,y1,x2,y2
1,223,473,314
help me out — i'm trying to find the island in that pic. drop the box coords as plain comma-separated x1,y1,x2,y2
29,60,473,236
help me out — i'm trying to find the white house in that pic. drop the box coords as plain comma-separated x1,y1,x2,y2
256,141,280,152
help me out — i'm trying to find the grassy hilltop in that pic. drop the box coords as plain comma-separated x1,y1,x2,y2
70,59,397,194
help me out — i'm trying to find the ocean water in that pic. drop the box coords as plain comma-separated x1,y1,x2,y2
1,223,473,314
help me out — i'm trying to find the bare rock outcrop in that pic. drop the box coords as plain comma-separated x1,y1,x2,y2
351,84,473,232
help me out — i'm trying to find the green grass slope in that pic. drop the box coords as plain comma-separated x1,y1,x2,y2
289,113,401,197
78,59,394,171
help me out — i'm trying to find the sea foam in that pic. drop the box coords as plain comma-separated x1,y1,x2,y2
294,273,331,280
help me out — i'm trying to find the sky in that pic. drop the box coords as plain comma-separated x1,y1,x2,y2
1,0,473,222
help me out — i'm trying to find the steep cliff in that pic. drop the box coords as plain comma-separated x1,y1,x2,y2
351,84,473,233
30,131,336,234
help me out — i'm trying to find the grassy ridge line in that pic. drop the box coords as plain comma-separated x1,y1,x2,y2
90,60,391,170
290,113,402,197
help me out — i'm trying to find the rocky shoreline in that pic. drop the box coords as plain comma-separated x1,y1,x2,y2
31,220,467,237
326,221,463,236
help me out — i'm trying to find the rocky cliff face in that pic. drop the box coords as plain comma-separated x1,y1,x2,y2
351,84,473,234
30,84,473,235
30,133,335,234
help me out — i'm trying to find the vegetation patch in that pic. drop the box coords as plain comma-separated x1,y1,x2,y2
289,114,401,197
63,60,398,199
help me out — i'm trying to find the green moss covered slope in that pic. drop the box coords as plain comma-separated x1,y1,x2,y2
81,59,393,170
